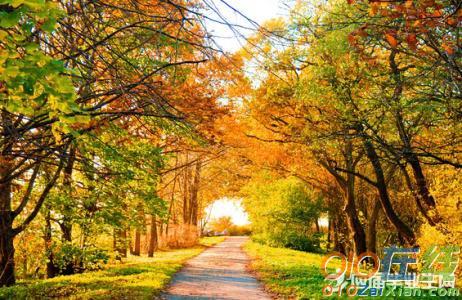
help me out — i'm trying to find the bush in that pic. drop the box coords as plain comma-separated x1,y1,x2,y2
252,232,322,253
53,243,109,274
242,174,326,254
281,233,322,252
228,225,252,236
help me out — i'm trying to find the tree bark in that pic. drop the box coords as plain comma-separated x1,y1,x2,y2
189,160,202,226
389,50,436,210
343,141,367,256
44,208,58,278
182,161,189,224
318,147,367,256
133,229,141,256
333,216,346,254
0,146,63,286
400,164,437,225
343,178,367,255
148,215,158,257
0,111,15,286
395,113,436,209
0,175,15,285
327,216,332,251
61,146,76,245
367,200,381,253
362,137,416,246
0,227,15,287
59,145,76,275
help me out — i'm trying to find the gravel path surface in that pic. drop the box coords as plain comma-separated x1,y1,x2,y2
161,236,271,300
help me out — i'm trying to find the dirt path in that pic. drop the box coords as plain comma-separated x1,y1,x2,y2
161,236,271,300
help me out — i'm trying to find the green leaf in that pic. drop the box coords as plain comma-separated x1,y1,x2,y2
11,0,25,8
40,17,56,32
75,115,91,124
21,20,34,32
22,0,46,10
24,42,38,52
48,59,65,72
3,66,20,77
23,78,35,95
0,10,21,28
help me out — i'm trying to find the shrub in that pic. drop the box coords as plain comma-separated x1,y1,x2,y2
281,233,322,253
242,174,326,253
251,231,322,253
228,225,252,236
53,243,109,274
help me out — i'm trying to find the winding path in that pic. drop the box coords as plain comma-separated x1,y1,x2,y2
161,237,271,300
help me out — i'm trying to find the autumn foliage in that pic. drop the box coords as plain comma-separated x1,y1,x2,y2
0,0,461,293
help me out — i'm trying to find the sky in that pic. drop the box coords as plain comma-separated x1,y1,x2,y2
204,1,286,225
205,0,288,53
205,198,250,226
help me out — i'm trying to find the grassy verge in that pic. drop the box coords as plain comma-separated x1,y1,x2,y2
244,241,461,300
244,241,327,299
0,237,225,300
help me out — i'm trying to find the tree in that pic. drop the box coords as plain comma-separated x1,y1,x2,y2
0,0,229,286
234,0,453,253
0,0,73,285
209,216,234,233
242,173,325,252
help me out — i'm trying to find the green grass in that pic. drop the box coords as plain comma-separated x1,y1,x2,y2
244,241,328,299
244,241,462,300
0,237,225,300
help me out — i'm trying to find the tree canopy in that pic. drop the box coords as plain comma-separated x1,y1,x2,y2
0,0,461,290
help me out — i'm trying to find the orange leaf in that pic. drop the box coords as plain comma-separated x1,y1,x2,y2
385,33,399,48
369,3,379,16
348,33,357,45
447,17,457,26
442,43,454,55
433,10,442,17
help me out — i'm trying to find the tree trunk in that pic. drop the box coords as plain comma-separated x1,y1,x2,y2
400,164,437,225
327,217,332,251
189,160,202,226
133,229,141,256
148,215,158,258
396,115,436,209
44,208,58,278
362,137,416,246
59,222,74,275
0,227,15,287
182,164,189,224
61,146,76,245
407,156,435,207
61,223,72,243
0,151,15,286
60,145,76,275
0,111,64,286
367,200,381,253
389,51,436,211
343,141,367,256
343,186,367,255
333,217,346,254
